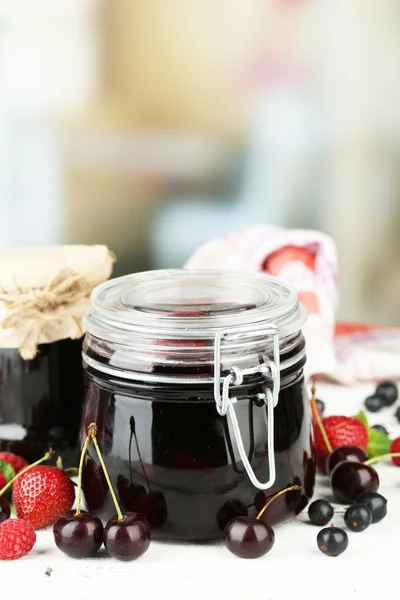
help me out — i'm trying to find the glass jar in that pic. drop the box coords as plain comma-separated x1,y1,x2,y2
81,269,315,541
0,339,84,466
0,244,115,467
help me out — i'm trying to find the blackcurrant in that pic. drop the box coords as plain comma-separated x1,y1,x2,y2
371,424,389,436
308,499,333,526
356,492,387,523
317,526,348,557
344,504,372,532
376,381,398,406
364,395,385,413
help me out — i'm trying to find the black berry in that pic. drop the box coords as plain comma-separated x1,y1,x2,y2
317,525,348,557
308,499,333,526
364,394,385,413
224,516,275,559
376,381,398,406
371,424,388,436
356,492,387,523
344,504,372,532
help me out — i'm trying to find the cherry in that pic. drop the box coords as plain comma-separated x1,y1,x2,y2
82,455,108,510
141,490,168,528
88,423,152,560
117,475,146,511
104,512,151,561
317,525,348,557
53,510,104,558
224,516,275,559
0,496,11,524
217,499,248,531
326,446,368,475
330,461,379,503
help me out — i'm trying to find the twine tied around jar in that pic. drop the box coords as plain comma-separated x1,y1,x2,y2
1,269,98,360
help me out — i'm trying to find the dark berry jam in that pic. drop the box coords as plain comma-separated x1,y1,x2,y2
0,338,84,467
81,353,315,541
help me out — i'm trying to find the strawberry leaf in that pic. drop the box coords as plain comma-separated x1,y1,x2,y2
0,460,16,501
367,428,391,458
355,410,391,458
0,459,16,484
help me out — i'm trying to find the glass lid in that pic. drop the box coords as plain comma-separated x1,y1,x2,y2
85,269,306,338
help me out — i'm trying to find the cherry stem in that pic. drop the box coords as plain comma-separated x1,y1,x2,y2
74,433,91,517
311,380,332,454
89,423,124,522
0,448,54,496
364,452,400,466
131,419,151,493
256,484,302,520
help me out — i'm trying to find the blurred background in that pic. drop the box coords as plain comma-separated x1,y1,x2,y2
0,0,399,323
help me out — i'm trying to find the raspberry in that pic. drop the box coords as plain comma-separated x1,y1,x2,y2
0,518,36,560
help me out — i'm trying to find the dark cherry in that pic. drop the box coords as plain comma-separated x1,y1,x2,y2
330,461,379,504
217,499,248,531
317,525,348,557
104,511,151,561
53,510,104,558
376,381,398,406
0,496,11,524
117,475,146,511
141,491,168,528
371,424,388,436
326,446,368,475
224,516,275,559
82,456,108,510
356,492,387,523
364,394,385,413
308,499,333,526
343,504,372,532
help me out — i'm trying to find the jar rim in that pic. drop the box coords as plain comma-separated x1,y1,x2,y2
84,268,307,341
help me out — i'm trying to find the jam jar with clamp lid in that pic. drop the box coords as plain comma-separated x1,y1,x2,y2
80,269,315,541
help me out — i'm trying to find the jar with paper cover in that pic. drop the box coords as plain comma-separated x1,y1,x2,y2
0,245,115,467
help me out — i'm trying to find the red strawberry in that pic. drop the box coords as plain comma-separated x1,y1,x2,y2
0,452,28,474
0,473,6,492
314,416,368,474
0,518,36,560
12,466,75,529
390,437,400,466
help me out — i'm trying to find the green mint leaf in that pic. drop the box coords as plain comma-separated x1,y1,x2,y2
355,410,368,427
367,427,391,458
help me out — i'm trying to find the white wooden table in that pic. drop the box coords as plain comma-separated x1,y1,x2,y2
2,381,399,600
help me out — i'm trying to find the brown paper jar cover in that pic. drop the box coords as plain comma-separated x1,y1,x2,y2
0,245,115,359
